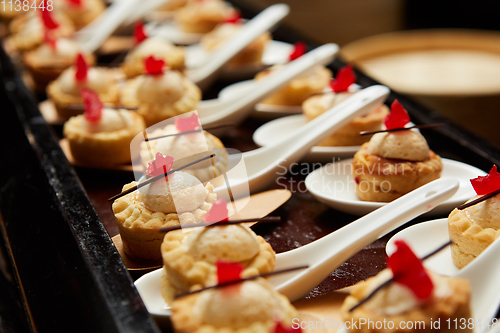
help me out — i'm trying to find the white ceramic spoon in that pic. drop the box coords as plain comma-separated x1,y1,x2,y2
197,43,338,129
186,4,290,90
212,85,390,199
268,178,459,302
457,237,500,333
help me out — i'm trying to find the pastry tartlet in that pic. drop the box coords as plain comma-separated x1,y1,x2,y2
9,10,75,52
303,93,389,146
303,65,389,146
448,166,500,268
352,100,442,202
140,117,228,183
341,270,472,333
171,278,297,333
341,241,472,333
63,89,145,166
23,37,95,92
47,54,120,119
121,22,185,78
160,223,275,302
120,56,201,127
112,172,217,261
59,0,106,30
156,0,187,12
201,20,271,67
175,0,236,34
255,64,331,106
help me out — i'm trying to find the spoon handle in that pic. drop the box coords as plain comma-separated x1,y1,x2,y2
459,237,500,333
189,4,290,90
274,178,459,302
200,43,338,127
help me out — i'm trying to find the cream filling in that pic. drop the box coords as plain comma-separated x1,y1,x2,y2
84,109,134,133
58,67,112,96
34,38,80,60
137,171,207,214
181,224,260,263
192,279,284,329
368,130,430,161
465,195,500,230
126,37,177,61
136,71,184,104
153,125,213,170
362,270,452,316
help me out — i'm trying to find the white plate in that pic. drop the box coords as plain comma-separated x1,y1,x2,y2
305,158,486,216
186,40,293,78
148,20,205,45
134,268,172,328
252,115,360,162
385,218,459,276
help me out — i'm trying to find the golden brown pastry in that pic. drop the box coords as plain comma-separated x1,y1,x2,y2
160,223,275,303
255,65,331,106
352,100,442,202
63,89,145,166
341,270,472,333
112,172,217,261
341,241,472,333
121,23,185,78
59,0,105,30
120,56,201,127
448,166,500,268
9,10,75,52
175,0,236,34
47,54,120,119
23,37,95,91
140,117,228,183
171,278,297,333
201,20,271,67
303,92,389,146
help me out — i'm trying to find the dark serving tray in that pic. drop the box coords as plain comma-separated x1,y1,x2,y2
1,1,500,332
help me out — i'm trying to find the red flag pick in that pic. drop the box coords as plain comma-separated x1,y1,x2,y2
203,199,229,223
146,153,174,177
75,53,88,82
66,0,83,7
41,7,59,30
81,88,103,122
216,260,244,284
288,42,306,61
134,21,148,44
175,113,200,132
329,65,356,93
387,240,433,299
384,100,411,130
471,165,500,195
144,56,165,75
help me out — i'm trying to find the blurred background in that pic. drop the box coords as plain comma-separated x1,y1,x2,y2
247,0,500,149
